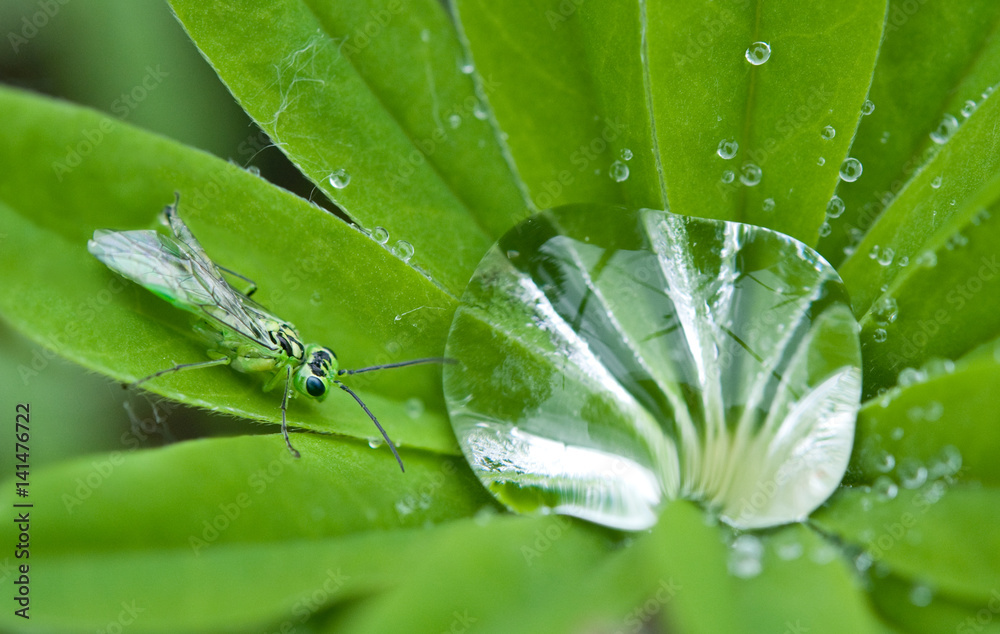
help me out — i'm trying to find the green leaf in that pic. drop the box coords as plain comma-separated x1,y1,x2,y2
866,572,1000,634
813,484,1000,606
820,0,1000,266
456,0,886,244
455,0,662,211
0,86,458,454
0,434,493,632
850,357,1000,486
848,180,1000,395
170,0,530,293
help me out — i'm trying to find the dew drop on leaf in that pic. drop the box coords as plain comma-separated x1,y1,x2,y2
821,125,836,140
717,138,739,159
930,114,959,144
745,41,771,65
826,196,846,219
444,205,862,530
328,168,351,189
861,99,875,116
740,162,762,186
839,158,863,182
391,240,415,262
872,475,898,501
608,160,630,182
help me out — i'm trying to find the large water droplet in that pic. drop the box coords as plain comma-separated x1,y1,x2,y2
444,204,863,530
328,168,351,189
609,160,630,182
930,114,959,144
745,42,771,65
839,158,863,182
717,138,739,159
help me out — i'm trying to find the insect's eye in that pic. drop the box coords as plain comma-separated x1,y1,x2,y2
305,376,326,397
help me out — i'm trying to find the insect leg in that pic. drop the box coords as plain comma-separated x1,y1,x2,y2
335,380,404,472
131,357,231,389
338,357,456,376
280,365,301,459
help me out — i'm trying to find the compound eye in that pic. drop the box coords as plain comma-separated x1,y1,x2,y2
304,376,326,397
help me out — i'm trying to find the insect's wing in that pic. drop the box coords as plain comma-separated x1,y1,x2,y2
88,229,274,347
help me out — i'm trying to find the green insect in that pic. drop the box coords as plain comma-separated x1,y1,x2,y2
88,193,444,471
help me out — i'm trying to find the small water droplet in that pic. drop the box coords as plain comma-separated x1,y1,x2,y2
924,401,944,421
369,437,384,449
839,158,863,182
775,538,804,561
821,125,836,140
309,291,322,307
448,113,462,129
930,114,959,144
729,534,764,578
898,457,928,489
877,246,895,267
392,240,415,262
745,41,771,65
817,156,826,166
929,445,962,478
826,195,846,219
873,296,898,324
872,475,898,501
861,99,875,116
372,226,389,244
721,169,735,183
420,28,430,42
890,427,904,441
717,138,739,159
931,175,943,189
873,328,888,343
880,131,890,144
818,222,832,237
621,148,633,161
405,397,425,419
873,449,896,473
961,100,978,119
461,62,475,74
762,197,775,212
910,584,934,607
608,160,630,182
328,168,351,189
916,250,937,268
246,165,261,176
740,163,762,186
473,102,488,120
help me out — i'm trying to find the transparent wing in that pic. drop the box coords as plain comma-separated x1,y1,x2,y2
88,228,278,349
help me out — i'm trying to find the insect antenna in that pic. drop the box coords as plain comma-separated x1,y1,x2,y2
131,357,231,388
335,380,405,472
337,357,455,376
